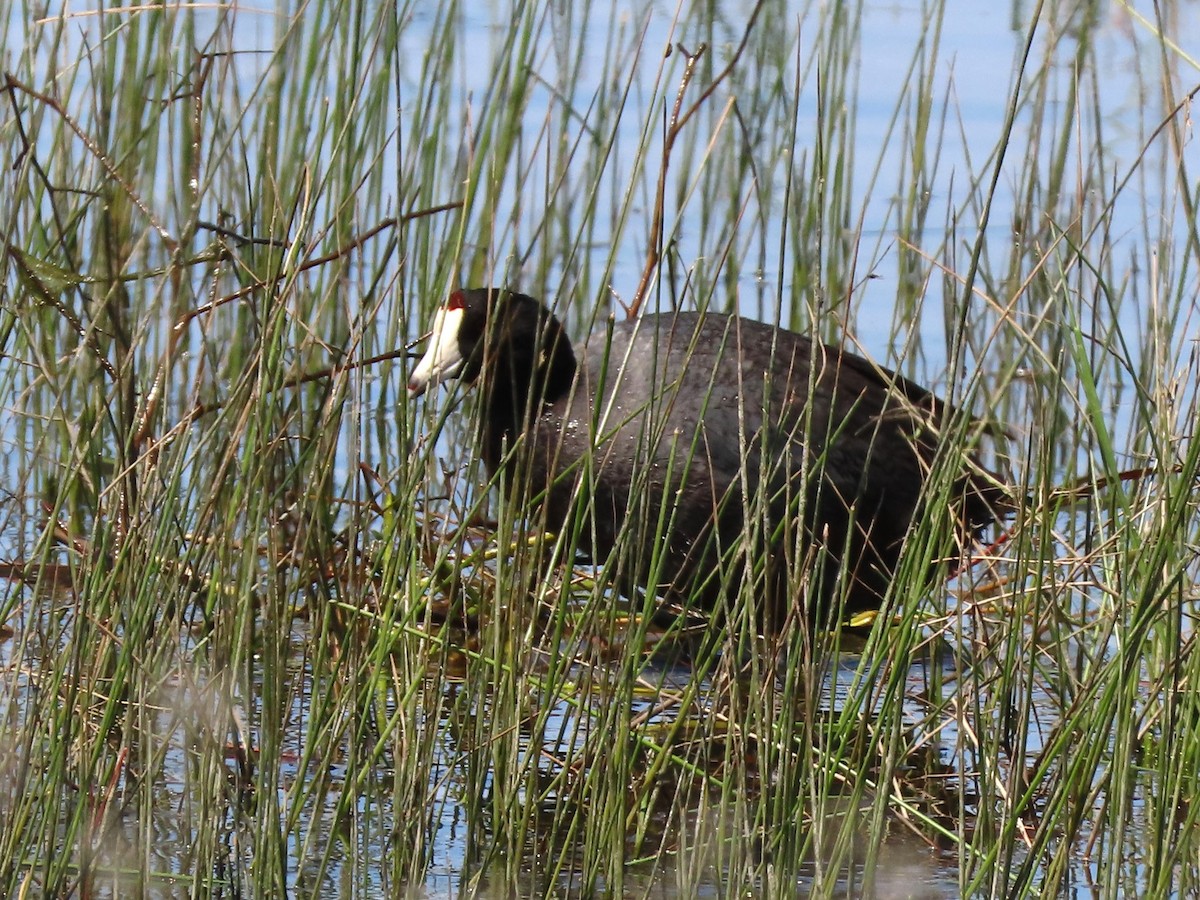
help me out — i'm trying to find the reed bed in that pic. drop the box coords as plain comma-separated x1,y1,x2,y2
0,0,1197,896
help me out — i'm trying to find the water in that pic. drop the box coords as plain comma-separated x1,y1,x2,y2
2,0,1198,896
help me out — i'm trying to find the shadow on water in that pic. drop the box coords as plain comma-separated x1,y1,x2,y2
375,546,993,898
1,0,1198,896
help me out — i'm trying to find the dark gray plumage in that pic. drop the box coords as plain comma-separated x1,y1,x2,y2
409,287,1002,625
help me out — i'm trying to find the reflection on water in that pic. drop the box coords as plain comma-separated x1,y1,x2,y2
1,0,1197,896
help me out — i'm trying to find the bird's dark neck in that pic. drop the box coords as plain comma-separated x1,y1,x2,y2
479,314,576,474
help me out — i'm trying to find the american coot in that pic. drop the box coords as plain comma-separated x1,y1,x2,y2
409,287,1002,626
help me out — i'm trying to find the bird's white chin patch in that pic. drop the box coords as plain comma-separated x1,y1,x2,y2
408,305,465,397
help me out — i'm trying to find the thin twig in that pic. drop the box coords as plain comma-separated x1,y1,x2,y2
171,202,460,335
628,0,768,317
5,72,179,253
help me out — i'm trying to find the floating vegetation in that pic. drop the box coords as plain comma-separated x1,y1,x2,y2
1,1,1198,897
